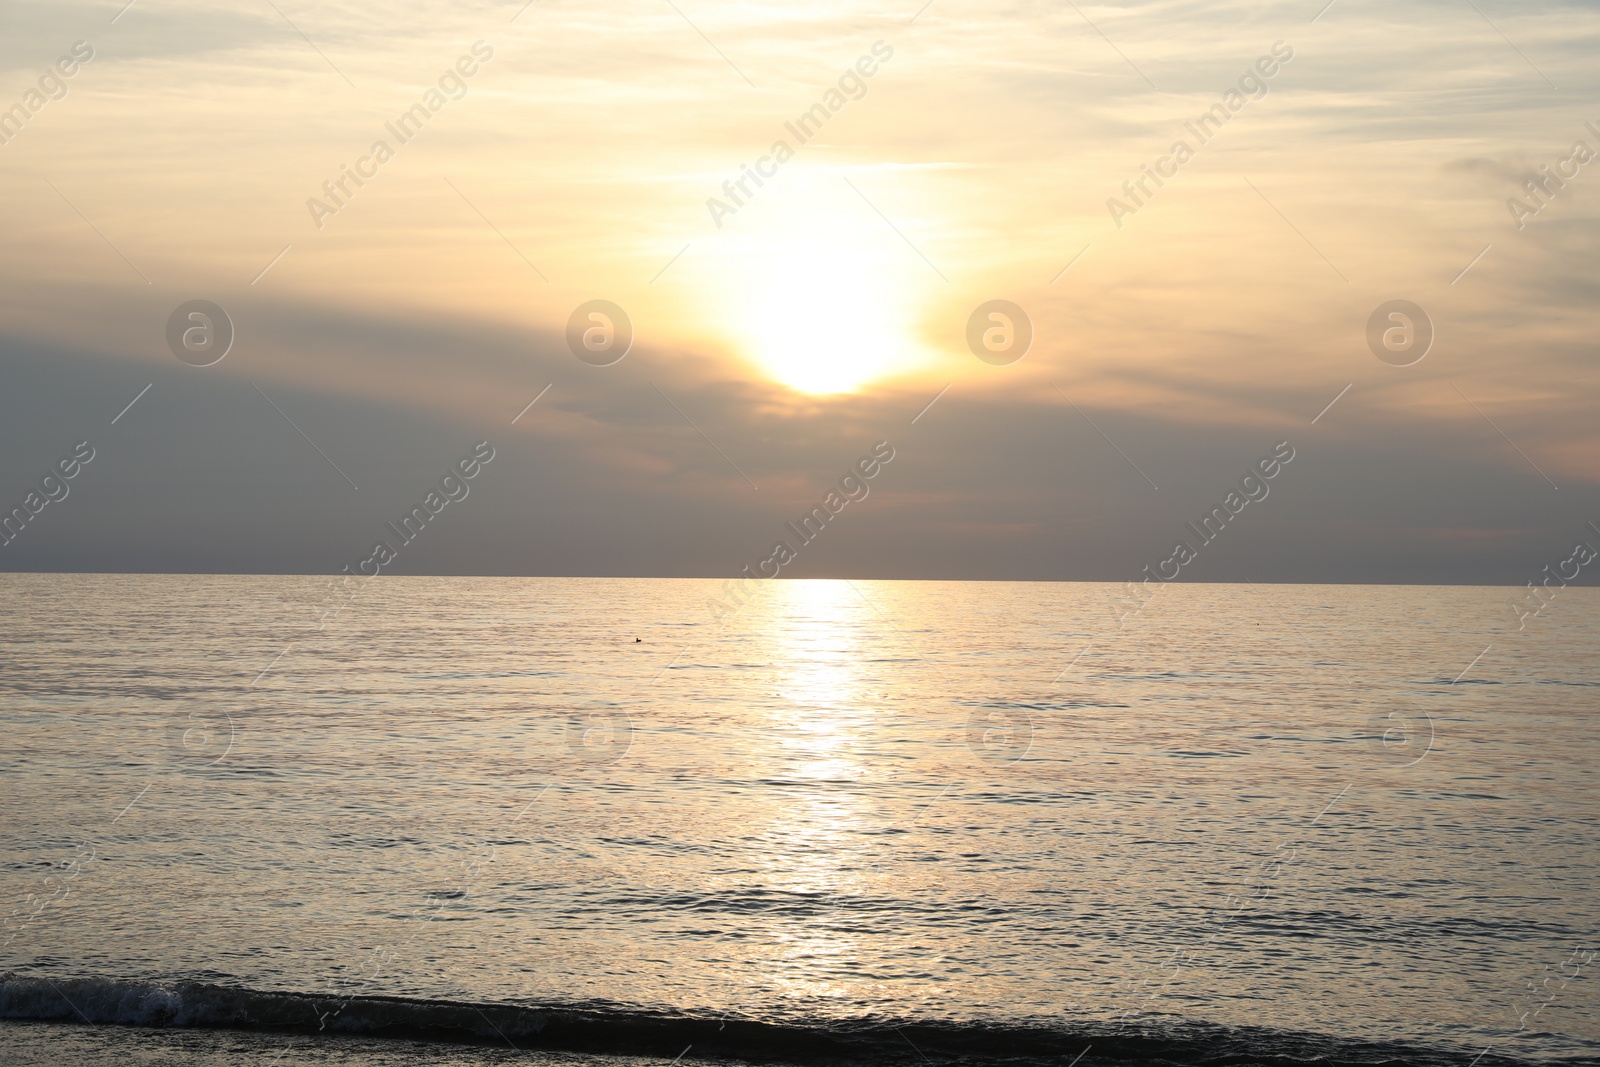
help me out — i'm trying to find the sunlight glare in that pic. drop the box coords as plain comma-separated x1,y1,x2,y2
705,171,937,395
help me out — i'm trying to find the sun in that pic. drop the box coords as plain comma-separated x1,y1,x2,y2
698,169,939,395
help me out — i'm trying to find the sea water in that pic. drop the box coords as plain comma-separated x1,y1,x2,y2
2,576,1596,1065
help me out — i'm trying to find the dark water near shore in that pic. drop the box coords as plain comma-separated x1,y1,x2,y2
2,576,1597,1064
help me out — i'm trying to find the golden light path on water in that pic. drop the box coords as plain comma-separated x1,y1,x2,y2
766,580,873,1005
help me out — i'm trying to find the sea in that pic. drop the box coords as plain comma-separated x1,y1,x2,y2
2,575,1596,1066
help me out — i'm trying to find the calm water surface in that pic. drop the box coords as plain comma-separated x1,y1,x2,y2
1,576,1596,1064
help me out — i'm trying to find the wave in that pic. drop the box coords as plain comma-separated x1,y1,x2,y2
0,973,1554,1067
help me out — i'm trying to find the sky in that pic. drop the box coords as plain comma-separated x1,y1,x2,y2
0,0,1596,583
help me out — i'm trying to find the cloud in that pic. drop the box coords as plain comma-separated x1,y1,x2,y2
2,280,1594,583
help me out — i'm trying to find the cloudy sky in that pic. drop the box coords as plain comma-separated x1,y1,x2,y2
0,0,1596,582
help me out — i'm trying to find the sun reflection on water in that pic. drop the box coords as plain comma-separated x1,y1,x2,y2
770,579,871,779
758,580,884,1005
